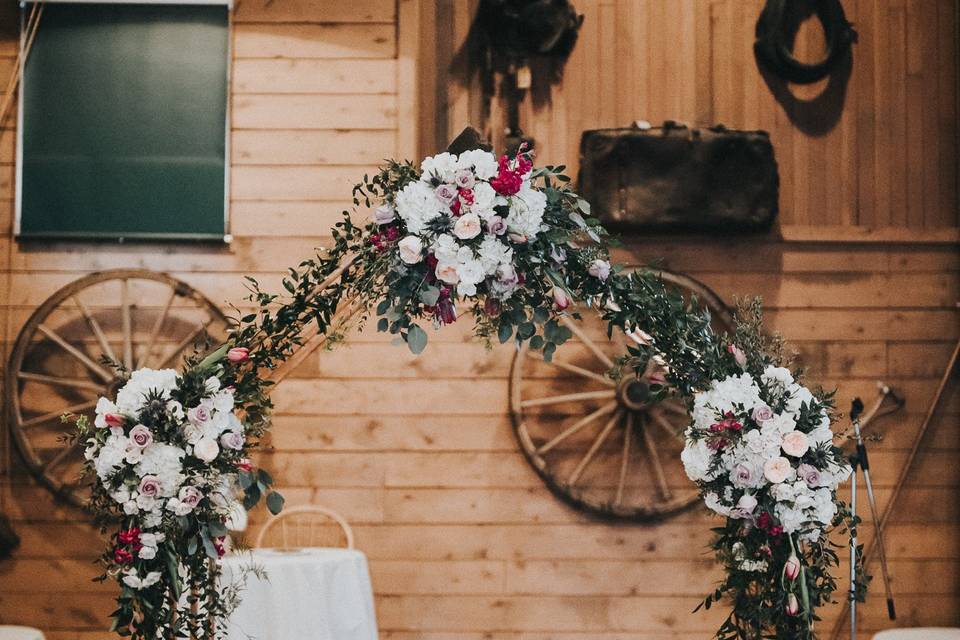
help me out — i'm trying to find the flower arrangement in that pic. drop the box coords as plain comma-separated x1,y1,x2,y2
66,132,863,639
681,310,861,639
72,345,282,639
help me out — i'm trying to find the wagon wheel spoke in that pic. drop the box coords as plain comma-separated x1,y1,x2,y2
659,399,689,417
537,402,617,455
21,399,98,429
638,414,673,501
520,389,615,409
17,371,107,393
567,410,623,486
649,408,686,443
137,289,176,369
524,350,615,387
559,315,614,369
157,318,216,369
615,412,634,506
121,279,134,370
72,295,118,364
43,440,80,475
36,324,114,383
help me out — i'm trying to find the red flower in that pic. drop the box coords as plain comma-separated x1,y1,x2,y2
236,458,253,472
459,188,474,205
104,413,125,429
491,170,522,196
114,548,134,565
483,297,502,317
118,528,141,545
756,512,772,530
449,199,462,216
436,296,457,325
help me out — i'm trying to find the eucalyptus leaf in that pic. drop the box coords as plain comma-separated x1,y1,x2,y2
266,491,285,515
406,324,428,355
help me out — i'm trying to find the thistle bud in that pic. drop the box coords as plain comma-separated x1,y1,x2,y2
784,554,801,581
785,593,800,616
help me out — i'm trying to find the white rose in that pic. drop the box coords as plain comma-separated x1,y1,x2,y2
193,437,220,463
398,235,424,264
736,493,758,515
435,261,460,285
781,430,810,457
763,456,794,484
453,213,482,240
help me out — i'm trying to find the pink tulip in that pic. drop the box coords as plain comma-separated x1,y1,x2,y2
784,555,801,581
227,347,250,363
104,413,125,428
552,287,571,311
785,593,800,616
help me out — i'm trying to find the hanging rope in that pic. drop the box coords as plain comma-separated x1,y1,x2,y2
754,0,856,84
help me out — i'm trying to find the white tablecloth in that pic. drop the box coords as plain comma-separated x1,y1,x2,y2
220,548,378,640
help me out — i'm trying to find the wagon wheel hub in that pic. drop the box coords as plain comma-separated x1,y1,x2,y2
617,377,654,411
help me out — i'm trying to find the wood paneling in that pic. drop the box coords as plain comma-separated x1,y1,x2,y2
424,0,959,235
0,1,958,638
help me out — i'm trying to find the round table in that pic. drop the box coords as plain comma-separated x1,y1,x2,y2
220,548,378,640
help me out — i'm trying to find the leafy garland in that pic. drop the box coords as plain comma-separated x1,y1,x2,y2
71,136,864,639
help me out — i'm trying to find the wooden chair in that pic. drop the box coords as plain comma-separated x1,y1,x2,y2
254,505,355,550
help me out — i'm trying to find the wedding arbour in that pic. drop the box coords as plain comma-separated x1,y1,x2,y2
66,128,865,640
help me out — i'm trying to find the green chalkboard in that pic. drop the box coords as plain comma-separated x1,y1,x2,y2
17,4,229,241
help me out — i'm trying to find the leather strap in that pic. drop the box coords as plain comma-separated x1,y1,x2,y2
754,0,857,84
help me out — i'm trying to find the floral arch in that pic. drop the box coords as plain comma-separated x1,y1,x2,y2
73,130,862,640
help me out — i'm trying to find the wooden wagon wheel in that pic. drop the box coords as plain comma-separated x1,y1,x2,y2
5,269,229,507
510,269,734,521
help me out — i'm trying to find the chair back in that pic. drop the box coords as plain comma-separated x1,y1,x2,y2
255,505,354,550
873,630,960,640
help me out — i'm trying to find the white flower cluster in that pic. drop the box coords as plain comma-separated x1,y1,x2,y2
681,366,851,540
85,369,245,532
384,149,547,300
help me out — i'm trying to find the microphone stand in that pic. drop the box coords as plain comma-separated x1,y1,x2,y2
848,397,896,640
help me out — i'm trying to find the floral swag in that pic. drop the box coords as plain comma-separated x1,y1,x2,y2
70,132,866,640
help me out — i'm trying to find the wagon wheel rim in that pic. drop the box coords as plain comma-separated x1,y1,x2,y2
5,269,229,508
509,269,734,522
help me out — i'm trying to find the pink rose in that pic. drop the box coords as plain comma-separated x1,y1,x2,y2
455,170,476,190
487,216,507,235
552,287,571,311
588,259,611,281
227,347,250,363
128,425,153,448
763,457,793,484
434,183,459,206
453,213,482,240
220,431,244,451
730,464,755,487
398,235,424,264
372,204,396,225
751,404,774,423
188,404,212,425
781,430,810,457
797,463,821,487
727,343,747,368
178,485,202,508
138,475,161,498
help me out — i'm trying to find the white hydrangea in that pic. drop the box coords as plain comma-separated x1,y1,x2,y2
681,437,720,482
136,443,185,497
420,152,459,183
470,182,499,219
477,236,513,275
704,491,734,517
114,368,178,415
691,373,763,428
396,180,444,234
455,149,499,180
95,434,130,480
505,184,547,238
456,259,486,297
431,234,460,264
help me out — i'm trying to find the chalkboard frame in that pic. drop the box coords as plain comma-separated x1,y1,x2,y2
15,0,233,243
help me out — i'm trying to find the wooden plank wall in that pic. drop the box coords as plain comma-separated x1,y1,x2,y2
423,0,960,238
0,1,958,638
